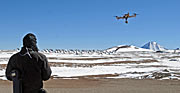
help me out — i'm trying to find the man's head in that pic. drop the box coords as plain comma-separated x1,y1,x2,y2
23,33,38,51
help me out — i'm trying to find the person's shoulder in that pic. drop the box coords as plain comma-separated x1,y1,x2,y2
8,52,19,62
38,52,47,58
10,52,19,58
31,51,47,59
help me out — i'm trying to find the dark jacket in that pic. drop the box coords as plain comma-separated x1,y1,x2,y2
6,47,51,93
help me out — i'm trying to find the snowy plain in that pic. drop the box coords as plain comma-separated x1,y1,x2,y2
0,46,180,81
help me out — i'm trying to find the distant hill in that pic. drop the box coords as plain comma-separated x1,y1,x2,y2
141,41,166,51
106,45,153,52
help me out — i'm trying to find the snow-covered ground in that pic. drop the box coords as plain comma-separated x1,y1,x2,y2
0,48,180,80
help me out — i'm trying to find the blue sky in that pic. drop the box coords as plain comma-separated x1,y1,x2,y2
0,0,180,50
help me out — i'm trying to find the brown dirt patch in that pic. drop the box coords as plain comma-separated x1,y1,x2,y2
48,57,132,60
44,78,102,88
0,64,7,69
161,56,180,59
51,74,120,79
48,59,158,67
1,78,180,93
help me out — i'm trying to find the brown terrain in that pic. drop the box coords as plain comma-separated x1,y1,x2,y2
1,56,180,93
1,78,180,93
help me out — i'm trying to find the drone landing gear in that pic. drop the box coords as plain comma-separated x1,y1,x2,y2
125,21,128,24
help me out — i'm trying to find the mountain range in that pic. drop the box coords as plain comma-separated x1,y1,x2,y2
106,41,176,52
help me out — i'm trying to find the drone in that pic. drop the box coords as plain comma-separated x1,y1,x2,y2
114,12,138,23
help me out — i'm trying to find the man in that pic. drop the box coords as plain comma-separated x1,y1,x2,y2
6,33,52,93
